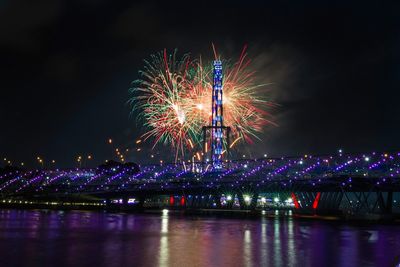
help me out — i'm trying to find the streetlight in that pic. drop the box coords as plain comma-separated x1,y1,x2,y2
77,156,82,167
37,157,44,168
244,195,251,205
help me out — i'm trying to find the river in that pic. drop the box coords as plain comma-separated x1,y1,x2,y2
0,209,398,267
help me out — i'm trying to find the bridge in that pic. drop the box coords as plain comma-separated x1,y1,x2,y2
1,151,400,219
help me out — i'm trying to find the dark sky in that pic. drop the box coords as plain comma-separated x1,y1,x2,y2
1,0,399,168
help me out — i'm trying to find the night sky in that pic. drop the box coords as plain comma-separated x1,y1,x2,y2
1,0,399,168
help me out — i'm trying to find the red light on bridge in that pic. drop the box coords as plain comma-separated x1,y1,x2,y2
312,192,321,210
169,196,175,205
180,196,185,206
291,192,300,209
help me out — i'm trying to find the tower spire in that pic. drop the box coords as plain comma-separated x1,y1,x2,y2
211,60,223,169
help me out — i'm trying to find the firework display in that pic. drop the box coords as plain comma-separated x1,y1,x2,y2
130,46,276,160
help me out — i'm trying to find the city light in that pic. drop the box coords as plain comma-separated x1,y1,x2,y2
0,150,398,222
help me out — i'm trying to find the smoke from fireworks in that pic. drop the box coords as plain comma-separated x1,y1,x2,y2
130,46,276,159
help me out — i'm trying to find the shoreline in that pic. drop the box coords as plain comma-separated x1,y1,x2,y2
0,202,399,224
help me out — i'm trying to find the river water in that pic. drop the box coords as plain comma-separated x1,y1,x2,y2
0,209,399,267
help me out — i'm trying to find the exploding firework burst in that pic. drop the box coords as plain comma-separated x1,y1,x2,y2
130,46,276,160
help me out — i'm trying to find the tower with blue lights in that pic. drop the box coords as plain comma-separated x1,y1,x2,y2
211,60,224,168
202,59,230,169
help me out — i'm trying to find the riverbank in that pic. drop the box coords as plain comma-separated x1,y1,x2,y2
1,201,399,223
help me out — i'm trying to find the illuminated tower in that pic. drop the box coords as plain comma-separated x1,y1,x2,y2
211,60,224,168
202,60,230,170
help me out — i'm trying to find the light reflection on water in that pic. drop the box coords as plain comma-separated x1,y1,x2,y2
243,229,252,267
0,209,399,267
159,211,169,267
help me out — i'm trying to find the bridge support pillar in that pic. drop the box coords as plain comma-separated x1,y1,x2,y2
136,197,145,209
226,198,234,209
206,195,214,208
250,193,259,210
213,194,222,208
386,191,393,214
237,193,245,210
191,196,198,208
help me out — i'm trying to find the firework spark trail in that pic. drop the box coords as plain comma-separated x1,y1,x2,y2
130,46,276,160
